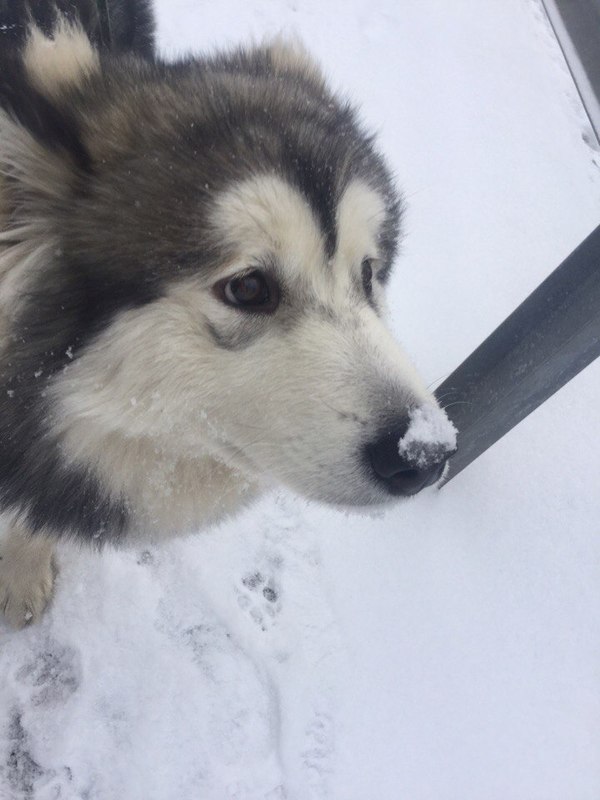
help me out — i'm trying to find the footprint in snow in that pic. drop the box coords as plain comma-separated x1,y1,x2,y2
155,599,241,681
302,710,335,797
3,711,43,798
2,710,76,799
15,639,81,708
136,549,155,566
237,570,281,632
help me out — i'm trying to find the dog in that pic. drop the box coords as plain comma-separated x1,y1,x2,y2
0,0,456,628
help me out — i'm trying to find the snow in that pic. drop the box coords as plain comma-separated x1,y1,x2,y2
398,404,457,467
2,1,600,799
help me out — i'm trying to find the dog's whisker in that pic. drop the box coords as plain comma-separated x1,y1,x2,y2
427,374,453,391
315,397,371,427
441,400,472,411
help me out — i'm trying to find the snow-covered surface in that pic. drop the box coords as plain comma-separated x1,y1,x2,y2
2,1,600,798
398,404,457,467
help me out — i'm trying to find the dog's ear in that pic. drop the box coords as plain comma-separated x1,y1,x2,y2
263,35,327,88
0,57,91,174
0,0,155,60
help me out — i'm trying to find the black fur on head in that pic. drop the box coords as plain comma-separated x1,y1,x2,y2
0,0,156,169
0,0,155,58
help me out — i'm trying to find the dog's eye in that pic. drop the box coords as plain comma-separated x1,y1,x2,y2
362,258,374,299
216,270,279,313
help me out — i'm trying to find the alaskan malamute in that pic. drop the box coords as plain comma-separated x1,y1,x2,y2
0,0,456,627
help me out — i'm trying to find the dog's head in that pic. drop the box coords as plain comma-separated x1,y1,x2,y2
173,169,457,506
0,25,455,518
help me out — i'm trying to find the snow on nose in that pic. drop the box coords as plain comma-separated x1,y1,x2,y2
366,405,457,497
397,404,458,469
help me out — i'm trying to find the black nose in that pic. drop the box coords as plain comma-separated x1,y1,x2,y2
366,426,453,497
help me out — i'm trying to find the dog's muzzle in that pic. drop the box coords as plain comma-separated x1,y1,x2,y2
366,417,456,497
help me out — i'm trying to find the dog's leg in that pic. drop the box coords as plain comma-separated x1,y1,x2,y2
0,522,56,628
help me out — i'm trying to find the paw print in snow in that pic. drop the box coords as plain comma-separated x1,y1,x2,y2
237,571,281,631
15,640,81,707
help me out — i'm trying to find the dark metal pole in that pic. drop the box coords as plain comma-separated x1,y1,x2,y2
542,0,600,147
436,224,600,483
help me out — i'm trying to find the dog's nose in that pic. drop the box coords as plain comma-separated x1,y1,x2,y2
366,421,454,497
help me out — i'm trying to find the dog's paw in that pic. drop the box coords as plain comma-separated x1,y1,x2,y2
0,548,56,629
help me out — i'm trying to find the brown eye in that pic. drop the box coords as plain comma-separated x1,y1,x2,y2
217,270,279,313
362,258,374,299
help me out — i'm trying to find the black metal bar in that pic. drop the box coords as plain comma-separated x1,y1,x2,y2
436,224,600,483
542,0,600,146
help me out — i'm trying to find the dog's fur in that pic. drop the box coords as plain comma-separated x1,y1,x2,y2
0,0,452,627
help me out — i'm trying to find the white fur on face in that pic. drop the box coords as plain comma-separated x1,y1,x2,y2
23,19,99,100
211,174,326,285
50,176,438,535
334,181,386,271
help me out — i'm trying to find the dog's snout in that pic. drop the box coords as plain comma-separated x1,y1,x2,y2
366,419,454,497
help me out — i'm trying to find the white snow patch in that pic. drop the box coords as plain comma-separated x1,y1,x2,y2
398,404,457,467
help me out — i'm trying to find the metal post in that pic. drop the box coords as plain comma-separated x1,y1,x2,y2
436,224,600,483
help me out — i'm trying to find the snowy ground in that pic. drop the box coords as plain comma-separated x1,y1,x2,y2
2,1,600,798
